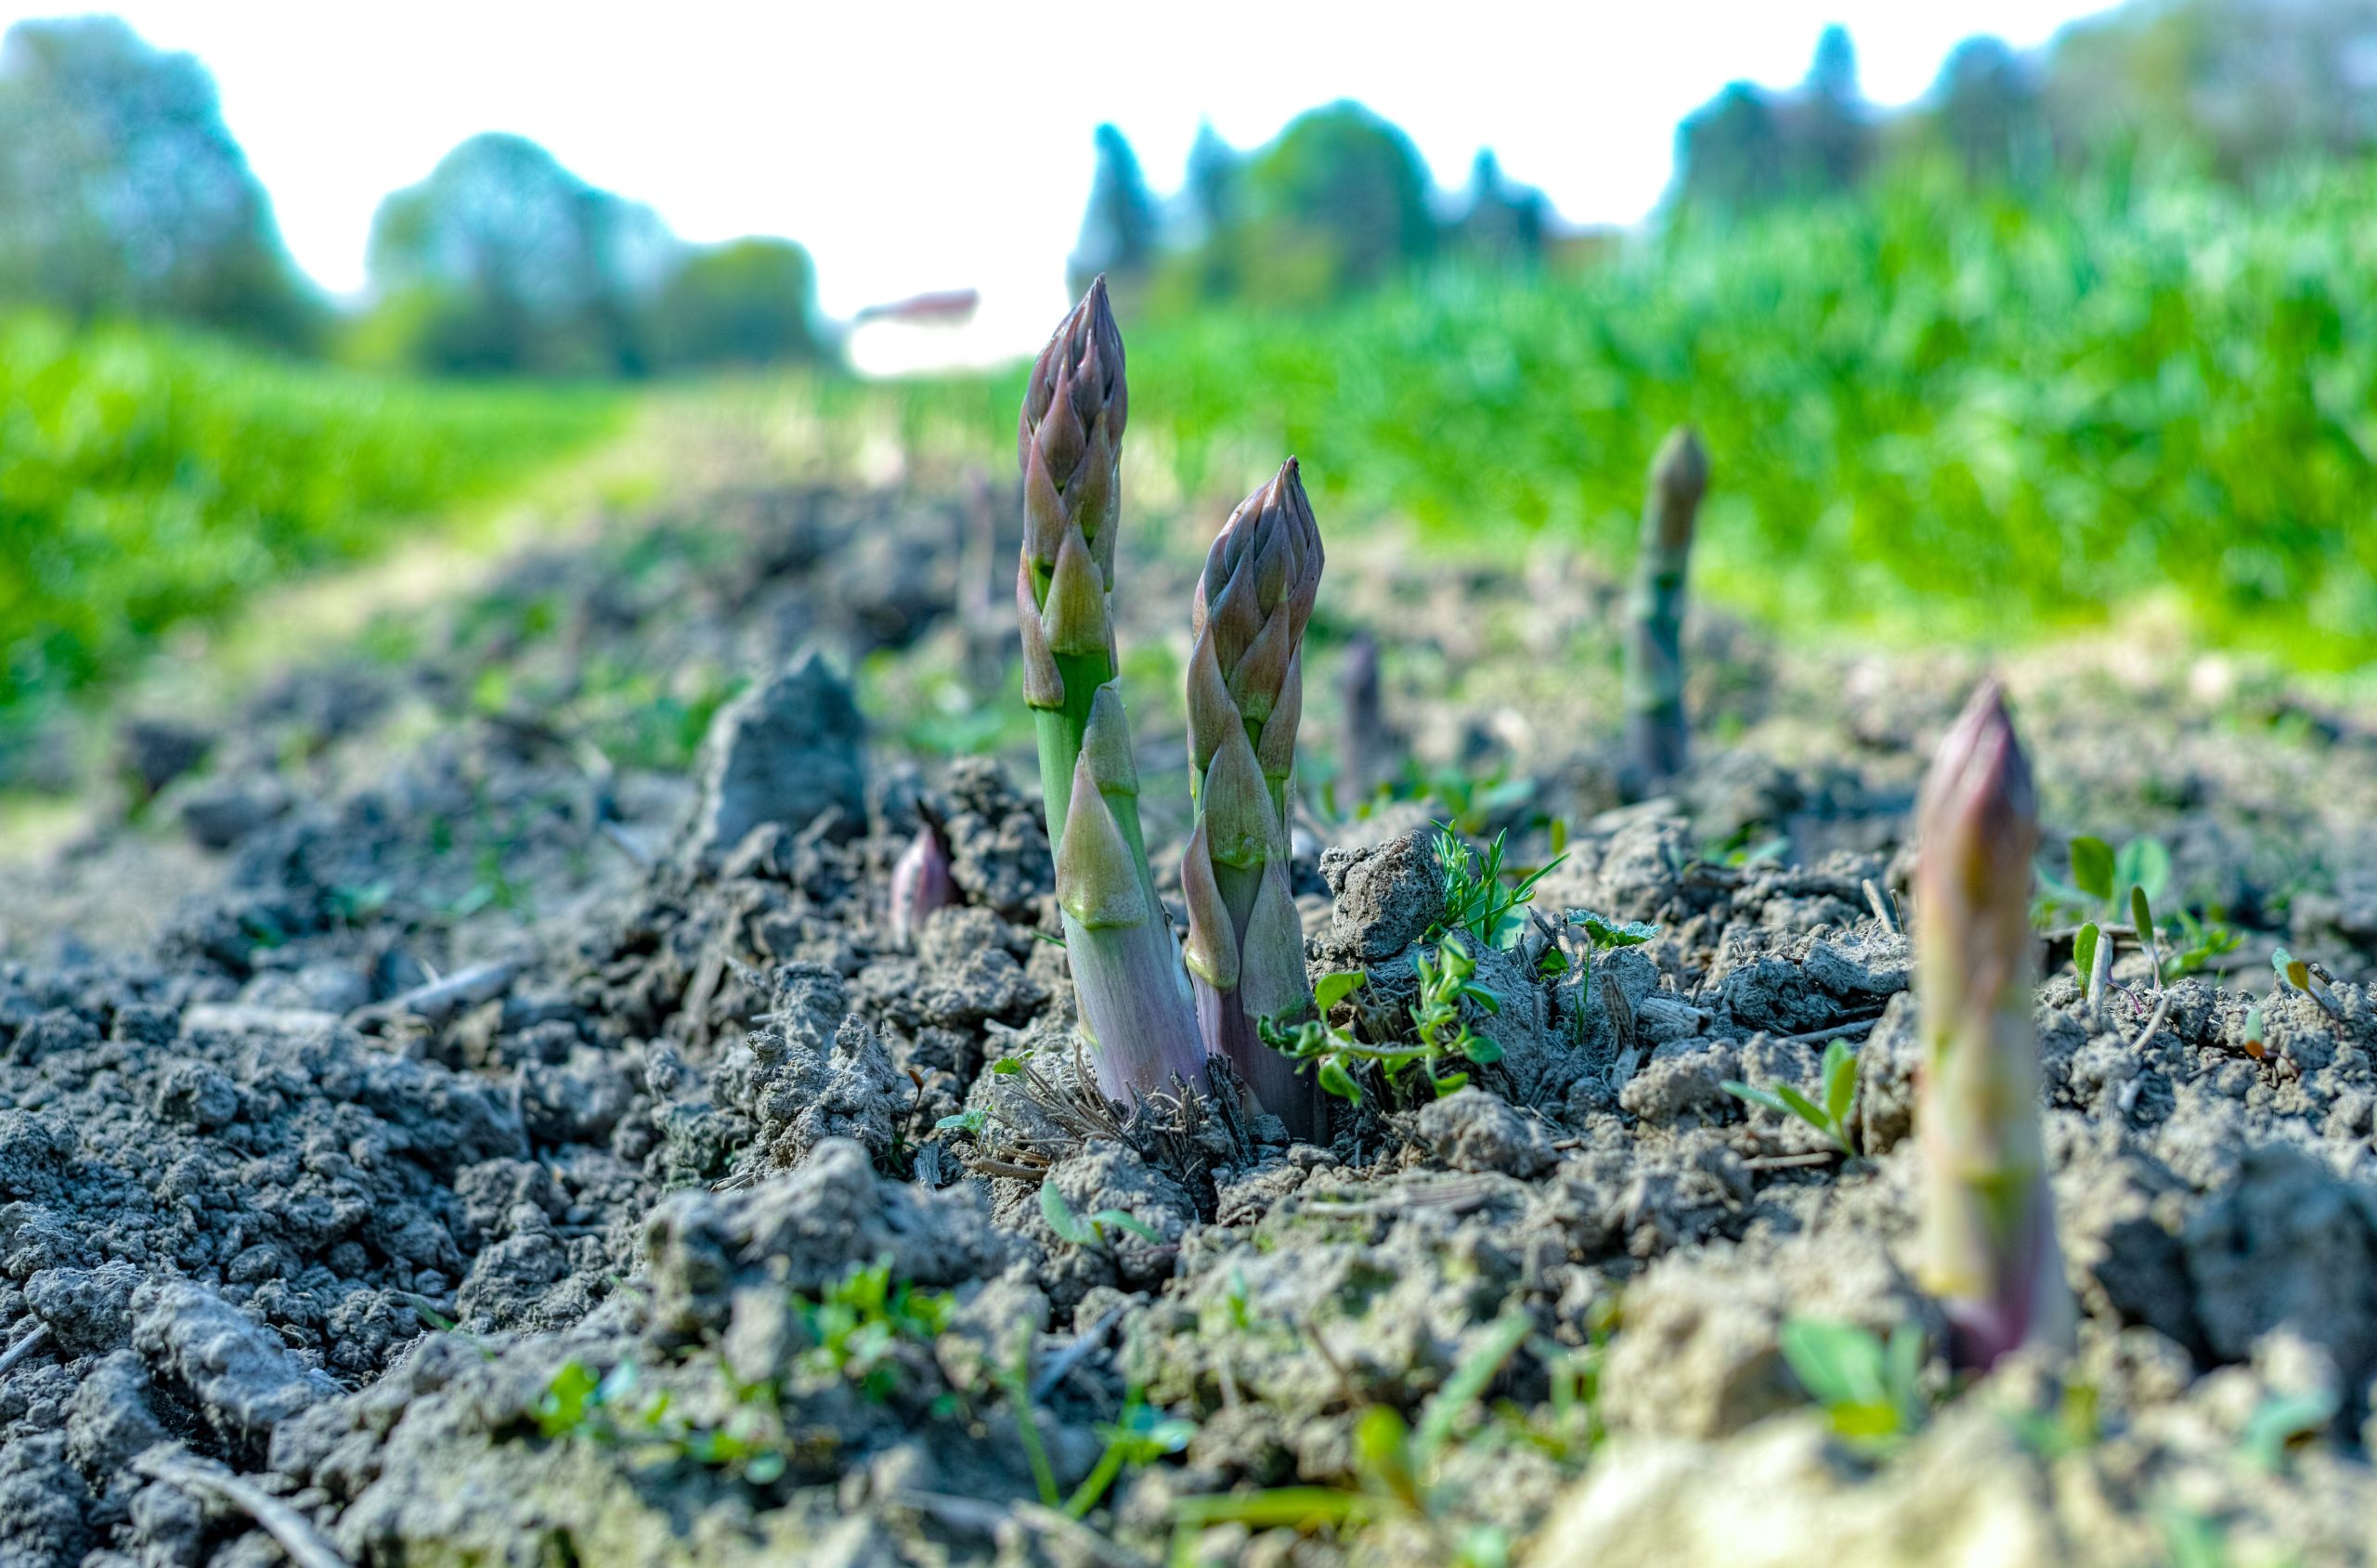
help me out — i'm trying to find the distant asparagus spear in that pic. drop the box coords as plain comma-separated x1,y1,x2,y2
1182,460,1324,1139
1016,279,1205,1103
1338,631,1387,806
1915,680,2075,1370
890,812,955,950
1623,427,1710,787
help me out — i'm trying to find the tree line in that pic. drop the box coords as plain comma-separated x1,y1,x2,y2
6,3,2373,373
0,16,824,376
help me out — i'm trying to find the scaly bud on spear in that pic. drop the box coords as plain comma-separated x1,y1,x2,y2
1915,680,2075,1370
890,812,955,950
1017,279,1204,1104
1182,460,1324,1138
1623,427,1709,788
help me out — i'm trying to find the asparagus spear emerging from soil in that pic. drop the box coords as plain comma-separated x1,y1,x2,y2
1915,680,2075,1371
1623,427,1709,788
890,815,955,950
1017,279,1205,1103
1338,631,1387,805
1183,460,1324,1138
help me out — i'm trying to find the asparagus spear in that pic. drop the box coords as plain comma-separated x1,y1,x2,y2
890,812,955,950
1623,426,1709,787
1182,460,1324,1138
1016,279,1205,1103
1338,631,1387,806
1915,680,2075,1370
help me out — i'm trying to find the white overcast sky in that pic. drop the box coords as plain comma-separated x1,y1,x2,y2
5,1,2122,354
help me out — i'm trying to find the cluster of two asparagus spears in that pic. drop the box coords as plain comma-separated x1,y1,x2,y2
1001,280,2070,1372
1013,279,1321,1139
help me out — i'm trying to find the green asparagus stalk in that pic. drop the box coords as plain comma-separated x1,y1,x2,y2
1623,426,1709,787
1017,278,1204,1103
1182,460,1324,1138
1915,680,2075,1370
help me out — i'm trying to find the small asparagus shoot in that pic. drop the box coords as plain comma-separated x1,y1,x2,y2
1182,460,1324,1138
890,814,955,950
1338,631,1387,806
1016,279,1204,1104
1915,680,2075,1371
1623,426,1710,788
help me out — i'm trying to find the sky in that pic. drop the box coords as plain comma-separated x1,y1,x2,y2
5,0,2124,362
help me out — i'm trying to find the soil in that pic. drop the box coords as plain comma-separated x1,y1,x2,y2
6,441,2377,1568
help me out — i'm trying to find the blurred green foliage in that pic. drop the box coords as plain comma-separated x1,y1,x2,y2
873,162,2377,664
646,238,825,371
0,17,320,349
0,311,619,731
356,133,829,379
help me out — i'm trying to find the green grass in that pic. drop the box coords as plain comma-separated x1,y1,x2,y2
859,162,2377,667
1,311,622,733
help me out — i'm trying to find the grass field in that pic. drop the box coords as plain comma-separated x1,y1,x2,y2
859,162,2377,668
9,160,2372,764
0,312,623,735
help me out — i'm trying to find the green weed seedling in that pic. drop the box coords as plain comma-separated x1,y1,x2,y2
1066,1393,1198,1519
1723,1037,1859,1157
793,1256,953,1402
1778,1317,1926,1454
2272,947,2346,1020
1039,1183,1163,1255
2046,833,2241,985
2241,1386,2338,1474
1266,936,1501,1108
2006,1380,2100,1460
1166,1313,1531,1568
1434,823,1564,951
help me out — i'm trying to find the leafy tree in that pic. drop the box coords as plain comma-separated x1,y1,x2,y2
1792,25,1868,193
0,17,317,347
1456,149,1547,266
1929,36,2044,182
647,238,825,370
1235,100,1436,307
1674,82,1786,214
363,133,670,377
1170,122,1246,305
1068,123,1160,298
1674,27,1869,214
2044,0,2377,176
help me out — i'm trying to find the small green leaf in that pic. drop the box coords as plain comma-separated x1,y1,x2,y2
1318,1058,1363,1104
1571,911,1658,948
1354,1405,1422,1510
2241,1388,2337,1473
1432,1071,1471,1095
1314,969,1368,1012
1538,947,1570,977
2130,885,2156,942
1087,1209,1163,1245
2070,836,2114,901
1461,1033,1502,1065
991,1056,1024,1076
1722,1081,1792,1120
1779,1318,1889,1410
2116,836,2173,904
2274,948,2310,991
1822,1038,1857,1131
935,1108,987,1135
1773,1082,1830,1130
1039,1183,1094,1246
2072,923,2099,989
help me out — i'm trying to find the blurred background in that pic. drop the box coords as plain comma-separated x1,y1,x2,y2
4,0,2375,789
